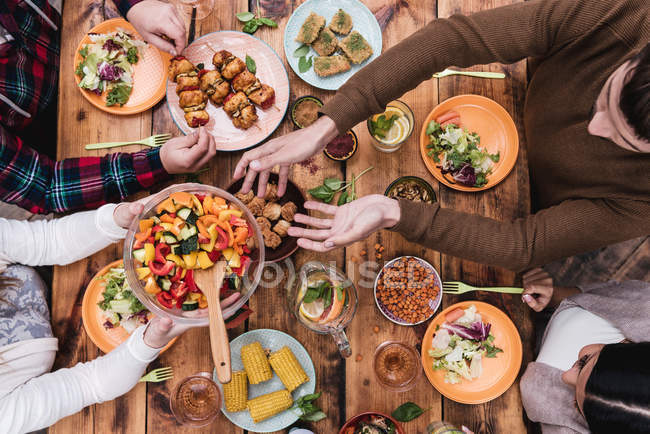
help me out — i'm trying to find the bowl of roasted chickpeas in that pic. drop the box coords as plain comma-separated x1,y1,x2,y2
227,173,307,263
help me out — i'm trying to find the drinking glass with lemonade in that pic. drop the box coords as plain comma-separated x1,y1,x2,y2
287,262,358,358
367,100,415,152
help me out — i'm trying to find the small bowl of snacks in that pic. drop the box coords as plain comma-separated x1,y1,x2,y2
290,95,323,129
339,412,404,434
385,176,436,204
324,130,358,161
374,256,442,326
124,183,265,326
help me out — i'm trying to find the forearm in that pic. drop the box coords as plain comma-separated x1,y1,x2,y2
113,0,143,16
0,204,126,267
0,326,159,433
390,198,650,272
549,286,580,308
321,0,597,132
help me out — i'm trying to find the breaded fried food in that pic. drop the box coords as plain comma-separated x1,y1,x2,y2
248,197,266,216
280,202,297,222
262,229,282,249
312,28,338,56
178,90,207,112
235,190,255,204
256,216,272,231
262,202,282,221
295,12,325,44
169,56,196,81
340,31,373,64
272,220,290,238
175,75,200,94
313,55,351,77
184,110,209,128
328,8,353,35
263,184,278,202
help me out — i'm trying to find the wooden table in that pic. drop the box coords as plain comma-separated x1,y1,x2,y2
52,0,533,433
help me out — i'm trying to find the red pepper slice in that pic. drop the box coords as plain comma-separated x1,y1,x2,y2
207,249,221,263
260,94,275,110
152,225,165,234
133,238,145,250
224,92,234,104
185,270,200,292
195,193,206,202
170,266,183,283
229,215,248,227
156,291,174,309
215,226,228,250
176,297,184,308
170,281,188,299
146,236,155,244
198,234,210,244
155,243,171,264
232,255,251,277
242,245,251,254
149,260,175,276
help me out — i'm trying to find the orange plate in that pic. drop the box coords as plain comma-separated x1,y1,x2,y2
73,18,171,115
419,95,519,192
166,31,290,152
81,259,176,354
421,301,522,404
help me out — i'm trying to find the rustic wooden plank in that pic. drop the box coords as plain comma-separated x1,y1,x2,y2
435,0,533,433
51,1,151,433
342,1,444,433
242,1,347,432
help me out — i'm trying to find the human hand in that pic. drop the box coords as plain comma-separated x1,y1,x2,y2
522,268,553,312
233,116,339,198
287,195,401,252
159,127,216,174
143,316,194,348
126,0,186,55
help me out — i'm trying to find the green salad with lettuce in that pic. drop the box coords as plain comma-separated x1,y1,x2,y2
75,30,144,106
98,266,149,333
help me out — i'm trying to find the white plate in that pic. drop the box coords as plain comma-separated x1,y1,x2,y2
283,0,382,90
213,329,316,433
167,31,290,152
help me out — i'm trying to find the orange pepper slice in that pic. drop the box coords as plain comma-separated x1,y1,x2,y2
217,220,234,247
233,226,248,245
196,220,210,239
199,214,219,227
134,227,152,242
139,218,154,232
160,213,175,224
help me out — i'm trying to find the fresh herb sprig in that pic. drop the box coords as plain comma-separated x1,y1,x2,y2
391,401,430,422
302,280,344,309
308,166,374,204
292,392,327,422
245,55,256,74
369,113,399,138
236,0,278,35
294,44,313,73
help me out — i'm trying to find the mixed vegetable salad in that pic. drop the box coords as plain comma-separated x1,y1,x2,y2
132,191,254,313
98,265,148,332
425,113,500,188
429,305,503,384
75,30,144,106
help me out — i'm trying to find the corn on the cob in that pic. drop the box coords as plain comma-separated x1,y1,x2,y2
269,346,308,392
246,389,293,423
223,370,248,412
241,341,272,384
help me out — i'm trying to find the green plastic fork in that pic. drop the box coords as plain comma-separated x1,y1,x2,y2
85,133,171,150
432,69,506,79
139,366,173,383
442,281,523,295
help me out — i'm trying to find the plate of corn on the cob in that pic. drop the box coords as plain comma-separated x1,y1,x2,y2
214,328,316,432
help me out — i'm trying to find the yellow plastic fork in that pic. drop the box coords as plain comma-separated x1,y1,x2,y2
139,366,173,383
442,281,523,295
85,133,171,150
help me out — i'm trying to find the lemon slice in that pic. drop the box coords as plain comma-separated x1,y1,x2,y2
300,299,325,322
381,120,405,145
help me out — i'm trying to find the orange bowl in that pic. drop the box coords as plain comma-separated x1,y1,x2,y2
419,94,519,192
421,301,522,404
81,259,176,354
73,18,171,115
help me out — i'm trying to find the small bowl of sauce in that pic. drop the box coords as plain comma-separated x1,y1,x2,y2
290,95,323,129
324,130,358,161
373,341,422,392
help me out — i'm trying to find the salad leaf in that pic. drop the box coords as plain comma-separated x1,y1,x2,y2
245,55,256,74
79,46,89,58
441,320,491,341
391,402,429,422
106,84,132,106
293,44,310,58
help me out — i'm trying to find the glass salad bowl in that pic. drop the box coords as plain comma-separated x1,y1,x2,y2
124,183,265,326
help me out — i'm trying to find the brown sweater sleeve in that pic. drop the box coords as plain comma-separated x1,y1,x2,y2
321,0,613,132
390,198,650,273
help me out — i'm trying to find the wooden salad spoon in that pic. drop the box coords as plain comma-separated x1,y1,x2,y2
193,261,231,383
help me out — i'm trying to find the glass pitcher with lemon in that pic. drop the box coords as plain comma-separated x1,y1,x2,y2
287,261,358,358
367,100,415,152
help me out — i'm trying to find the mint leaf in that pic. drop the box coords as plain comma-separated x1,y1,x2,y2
298,55,312,73
236,11,255,22
245,55,256,74
293,44,310,58
259,17,277,27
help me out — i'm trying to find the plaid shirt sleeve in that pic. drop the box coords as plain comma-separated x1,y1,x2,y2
113,0,144,17
0,126,170,214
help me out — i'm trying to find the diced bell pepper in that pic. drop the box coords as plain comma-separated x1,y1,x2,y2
166,253,185,268
139,218,154,232
156,198,176,214
170,191,193,208
144,276,161,294
136,267,151,280
143,243,155,264
218,209,242,221
197,251,214,269
182,251,198,268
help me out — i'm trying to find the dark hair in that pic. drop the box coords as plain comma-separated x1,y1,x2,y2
620,43,650,141
583,342,650,434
